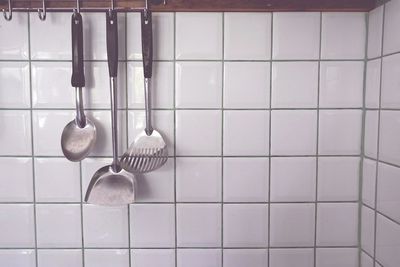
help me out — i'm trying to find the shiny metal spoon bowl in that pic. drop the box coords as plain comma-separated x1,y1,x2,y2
61,117,96,162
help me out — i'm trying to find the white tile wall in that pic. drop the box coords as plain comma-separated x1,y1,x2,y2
362,2,400,267
0,9,372,267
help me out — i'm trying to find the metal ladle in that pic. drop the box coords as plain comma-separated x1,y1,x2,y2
85,9,136,206
61,9,96,162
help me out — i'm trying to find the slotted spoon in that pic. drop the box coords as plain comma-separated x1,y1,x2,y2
121,9,167,174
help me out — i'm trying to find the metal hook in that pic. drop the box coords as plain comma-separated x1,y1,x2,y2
143,0,149,23
2,0,12,21
74,0,80,14
38,0,46,21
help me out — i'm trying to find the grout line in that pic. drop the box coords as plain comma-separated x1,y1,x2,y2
26,12,40,267
372,4,386,267
0,107,370,111
313,11,323,267
0,245,361,250
221,11,225,267
0,58,369,63
124,11,133,267
173,11,178,267
0,200,360,205
358,10,370,267
267,11,274,267
0,154,363,159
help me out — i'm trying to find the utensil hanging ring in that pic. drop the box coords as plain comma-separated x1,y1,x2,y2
2,0,12,21
38,0,46,21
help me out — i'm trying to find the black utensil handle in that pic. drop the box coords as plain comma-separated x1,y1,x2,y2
141,10,153,79
71,12,85,87
106,10,118,78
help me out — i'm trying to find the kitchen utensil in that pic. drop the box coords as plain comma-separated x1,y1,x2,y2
85,10,136,205
120,9,168,174
61,10,96,162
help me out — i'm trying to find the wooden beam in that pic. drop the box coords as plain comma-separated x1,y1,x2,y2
0,0,377,12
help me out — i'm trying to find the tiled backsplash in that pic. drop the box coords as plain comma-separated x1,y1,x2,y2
0,5,388,267
361,1,400,267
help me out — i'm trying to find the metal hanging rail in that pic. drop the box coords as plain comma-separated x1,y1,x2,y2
1,0,378,14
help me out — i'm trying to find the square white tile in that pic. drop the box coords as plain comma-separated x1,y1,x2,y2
223,249,268,267
376,214,400,267
379,111,400,165
365,59,381,109
38,249,82,267
273,12,320,60
31,62,73,109
269,248,314,267
377,163,400,223
176,13,222,60
223,204,268,247
271,110,317,156
270,204,315,247
85,249,129,267
316,248,359,267
87,111,126,157
35,158,80,202
270,157,316,202
381,53,400,109
318,110,362,155
83,13,126,60
84,62,126,109
362,159,377,208
127,13,175,60
176,157,221,202
383,0,400,55
0,110,31,156
319,61,364,108
36,204,82,248
0,158,33,202
0,204,35,247
0,249,35,267
30,13,71,60
0,62,30,108
132,249,175,267
128,62,174,109
177,204,221,247
176,110,222,156
223,158,269,202
224,62,270,108
128,110,174,156
361,206,375,255
317,157,359,201
83,205,129,247
321,12,366,59
224,13,271,60
135,160,175,203
176,62,222,108
32,110,74,156
0,13,29,59
177,249,221,267
368,6,384,59
223,111,269,156
130,204,175,248
272,61,318,108
364,110,379,158
316,203,358,246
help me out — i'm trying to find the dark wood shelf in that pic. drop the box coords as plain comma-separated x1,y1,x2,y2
0,0,380,12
